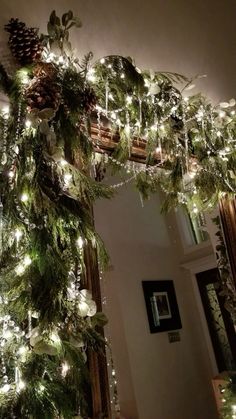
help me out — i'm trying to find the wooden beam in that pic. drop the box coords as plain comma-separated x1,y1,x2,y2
89,122,159,164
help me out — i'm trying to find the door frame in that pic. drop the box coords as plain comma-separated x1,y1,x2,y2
181,254,219,376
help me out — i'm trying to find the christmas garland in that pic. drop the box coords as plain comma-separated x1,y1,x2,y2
0,9,235,418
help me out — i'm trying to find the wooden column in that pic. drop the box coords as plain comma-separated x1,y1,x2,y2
219,197,236,285
83,244,111,419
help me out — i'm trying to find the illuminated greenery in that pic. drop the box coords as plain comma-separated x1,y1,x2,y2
0,9,235,418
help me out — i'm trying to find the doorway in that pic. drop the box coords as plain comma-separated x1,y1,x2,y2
196,268,236,372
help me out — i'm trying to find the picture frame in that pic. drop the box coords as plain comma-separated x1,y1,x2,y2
142,280,182,333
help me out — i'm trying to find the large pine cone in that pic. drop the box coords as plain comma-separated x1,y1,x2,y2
81,86,97,113
26,63,61,112
5,18,43,65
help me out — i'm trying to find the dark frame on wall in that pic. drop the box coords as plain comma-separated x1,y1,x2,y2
142,280,182,334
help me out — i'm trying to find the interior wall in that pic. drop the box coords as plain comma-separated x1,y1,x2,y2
94,186,218,419
1,0,236,101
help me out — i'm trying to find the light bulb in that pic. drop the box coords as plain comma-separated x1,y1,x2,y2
58,56,64,64
231,110,235,116
25,120,31,128
20,70,29,85
18,380,25,390
155,146,161,154
193,207,199,214
126,96,132,104
50,332,60,343
3,330,12,339
77,237,84,249
1,384,10,393
120,73,125,79
60,159,67,167
219,111,225,118
2,106,9,119
216,131,221,137
24,255,32,266
61,362,70,377
15,229,23,241
100,58,105,64
15,265,25,275
64,173,72,185
8,171,14,178
87,68,96,82
21,193,29,203
18,346,27,355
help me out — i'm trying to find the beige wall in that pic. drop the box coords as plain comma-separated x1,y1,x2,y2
1,0,236,100
95,185,218,419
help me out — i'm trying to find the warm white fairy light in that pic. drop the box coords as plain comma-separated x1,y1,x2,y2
219,110,226,118
61,361,70,377
18,346,27,355
126,95,132,104
87,68,96,82
120,73,125,79
15,264,25,275
15,229,23,241
15,255,31,275
8,170,14,178
2,106,9,119
77,237,84,249
50,331,60,343
60,158,67,167
0,383,10,393
58,56,64,64
24,255,32,266
25,120,31,129
100,58,105,64
3,329,12,339
64,173,72,186
151,124,157,131
18,380,25,391
21,193,29,203
216,130,221,137
20,70,29,85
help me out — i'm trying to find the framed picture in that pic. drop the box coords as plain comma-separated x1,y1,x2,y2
142,280,182,333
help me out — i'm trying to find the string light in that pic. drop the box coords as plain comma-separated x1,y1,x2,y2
2,106,9,119
61,362,70,377
15,229,23,241
21,193,29,203
76,237,84,249
25,120,31,128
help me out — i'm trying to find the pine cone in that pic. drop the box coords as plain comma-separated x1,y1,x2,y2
5,18,43,65
81,86,97,113
25,63,61,112
26,77,61,111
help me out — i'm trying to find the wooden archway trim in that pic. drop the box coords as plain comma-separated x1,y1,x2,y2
219,197,236,285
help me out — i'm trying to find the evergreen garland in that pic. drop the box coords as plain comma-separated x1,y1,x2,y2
0,9,235,418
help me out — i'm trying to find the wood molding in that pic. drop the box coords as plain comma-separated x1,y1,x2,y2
89,121,160,164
